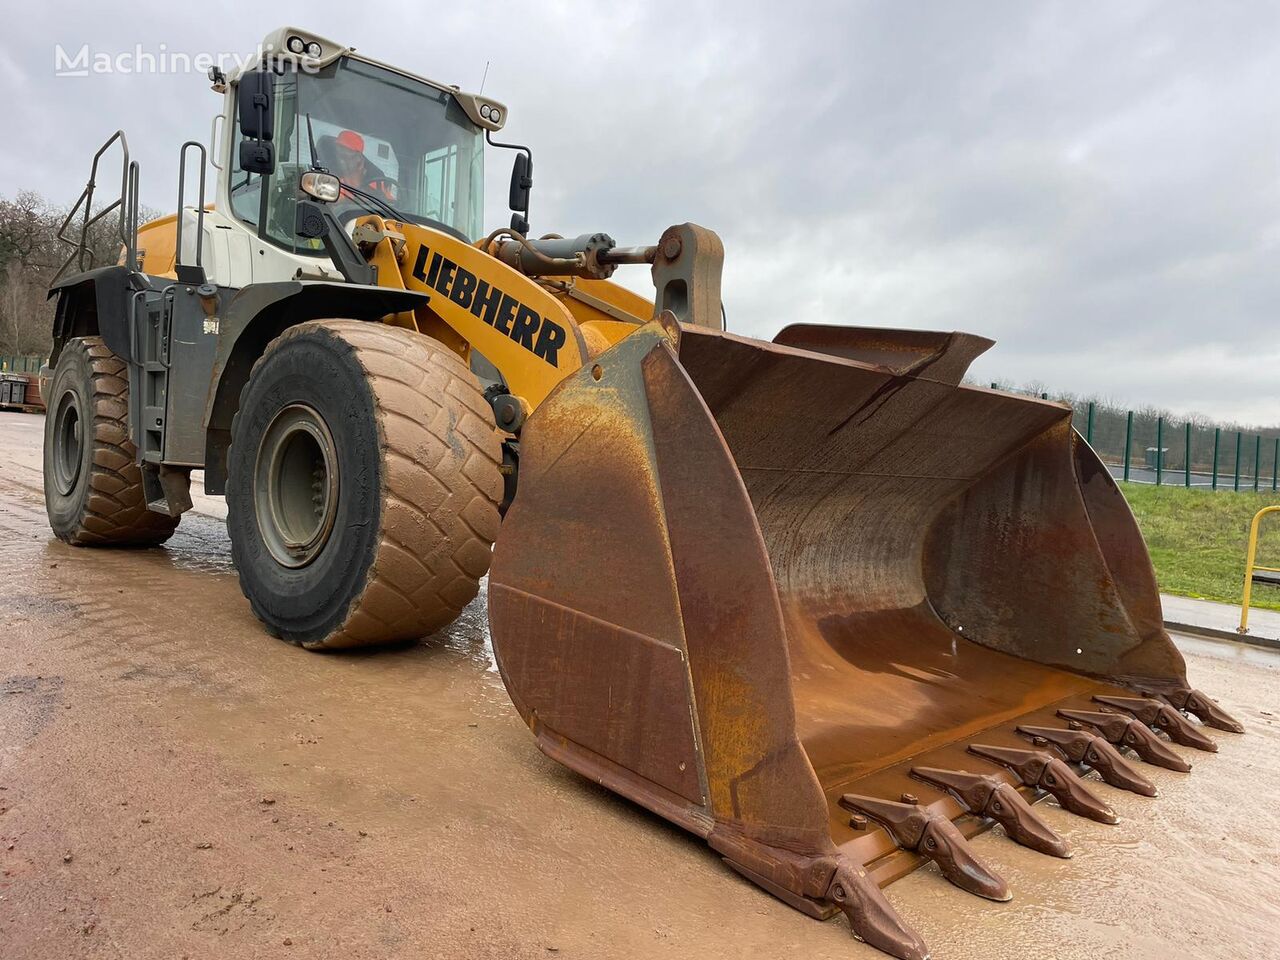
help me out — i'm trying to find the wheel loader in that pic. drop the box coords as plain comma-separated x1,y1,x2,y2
42,26,1243,959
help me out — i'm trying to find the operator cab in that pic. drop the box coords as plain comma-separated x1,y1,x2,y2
223,28,509,257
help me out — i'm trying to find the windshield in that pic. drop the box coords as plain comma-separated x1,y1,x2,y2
230,56,485,250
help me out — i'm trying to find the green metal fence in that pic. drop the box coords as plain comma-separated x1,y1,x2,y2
989,382,1278,492
1088,408,1278,492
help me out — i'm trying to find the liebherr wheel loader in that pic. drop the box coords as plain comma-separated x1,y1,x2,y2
43,26,1243,959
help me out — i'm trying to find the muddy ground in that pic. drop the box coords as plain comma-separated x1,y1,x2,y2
1,409,1278,960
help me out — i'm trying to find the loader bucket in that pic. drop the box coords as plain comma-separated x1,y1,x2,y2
487,316,1241,959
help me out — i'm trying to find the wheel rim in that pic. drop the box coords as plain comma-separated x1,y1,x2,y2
51,388,84,496
254,403,340,569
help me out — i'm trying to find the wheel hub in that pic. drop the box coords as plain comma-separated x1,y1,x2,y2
254,403,340,568
51,388,84,496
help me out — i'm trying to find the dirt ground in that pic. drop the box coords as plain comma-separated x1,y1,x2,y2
2,409,1279,960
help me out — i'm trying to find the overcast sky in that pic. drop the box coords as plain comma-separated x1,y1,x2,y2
3,2,1277,425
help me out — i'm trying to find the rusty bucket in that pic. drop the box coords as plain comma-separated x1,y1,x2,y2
487,317,1241,959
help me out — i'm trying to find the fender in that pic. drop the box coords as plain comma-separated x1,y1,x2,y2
202,280,427,493
48,266,162,365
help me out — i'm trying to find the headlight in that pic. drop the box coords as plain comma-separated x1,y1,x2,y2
300,171,341,203
304,41,322,58
287,35,306,54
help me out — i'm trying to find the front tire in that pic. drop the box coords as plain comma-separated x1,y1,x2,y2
226,320,503,649
43,337,179,546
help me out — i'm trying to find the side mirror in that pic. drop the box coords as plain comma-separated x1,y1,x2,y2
236,69,276,174
237,70,275,140
239,140,275,175
508,152,532,214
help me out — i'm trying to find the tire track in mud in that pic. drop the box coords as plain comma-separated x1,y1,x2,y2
0,472,264,709
0,459,506,719
0,674,65,750
0,422,512,832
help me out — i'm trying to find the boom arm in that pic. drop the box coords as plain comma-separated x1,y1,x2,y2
363,218,590,409
356,217,725,414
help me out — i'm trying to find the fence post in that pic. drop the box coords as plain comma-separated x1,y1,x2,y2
1123,411,1133,482
1234,431,1243,492
1086,402,1095,444
1157,417,1167,483
1212,428,1220,490
1255,435,1262,492
1274,437,1279,492
1185,422,1192,488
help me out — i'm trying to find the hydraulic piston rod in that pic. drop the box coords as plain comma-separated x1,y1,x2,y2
491,232,659,280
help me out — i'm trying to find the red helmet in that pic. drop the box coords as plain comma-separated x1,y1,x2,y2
336,130,365,153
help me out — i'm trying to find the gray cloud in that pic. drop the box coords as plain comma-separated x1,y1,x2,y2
4,1,1276,423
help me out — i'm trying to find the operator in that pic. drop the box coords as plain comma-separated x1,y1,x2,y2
333,129,395,202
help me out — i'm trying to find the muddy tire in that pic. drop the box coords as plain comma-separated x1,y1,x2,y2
42,337,180,547
226,320,503,649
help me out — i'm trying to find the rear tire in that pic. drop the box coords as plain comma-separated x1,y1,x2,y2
226,320,503,649
42,337,180,547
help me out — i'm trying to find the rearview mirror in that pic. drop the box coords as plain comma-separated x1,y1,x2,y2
236,69,276,174
509,152,532,213
238,140,275,175
237,69,275,140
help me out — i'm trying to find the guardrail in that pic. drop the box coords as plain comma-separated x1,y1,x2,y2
50,130,139,287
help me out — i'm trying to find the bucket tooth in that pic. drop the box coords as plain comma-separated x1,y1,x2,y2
1158,689,1245,734
839,793,1010,901
825,859,931,960
910,767,1071,858
968,744,1118,824
1018,725,1158,797
1057,708,1192,772
1093,695,1218,752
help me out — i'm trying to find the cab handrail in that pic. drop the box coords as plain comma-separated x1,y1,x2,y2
51,130,139,287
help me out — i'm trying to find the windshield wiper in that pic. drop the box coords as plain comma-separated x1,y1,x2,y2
339,182,408,222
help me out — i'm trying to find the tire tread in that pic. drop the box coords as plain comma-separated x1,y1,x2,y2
228,320,502,649
48,337,179,547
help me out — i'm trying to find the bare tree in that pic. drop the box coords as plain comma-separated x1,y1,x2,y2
0,189,163,359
